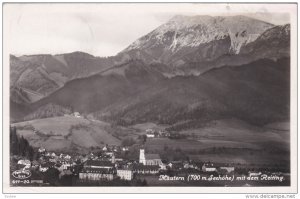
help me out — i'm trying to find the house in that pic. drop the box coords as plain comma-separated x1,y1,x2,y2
84,160,114,170
146,133,155,138
51,152,56,157
38,147,46,153
112,146,120,152
114,154,124,162
79,168,114,181
139,149,162,166
117,169,133,181
39,162,55,172
60,161,72,170
45,152,51,157
183,162,195,169
159,163,167,170
219,166,235,173
202,163,217,172
133,164,159,174
73,112,81,118
31,160,40,169
168,161,183,170
104,151,114,157
122,147,129,152
158,130,165,136
17,159,31,170
64,155,71,160
146,129,155,138
102,146,108,151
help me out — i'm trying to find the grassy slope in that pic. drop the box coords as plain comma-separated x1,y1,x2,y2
144,119,289,165
11,116,121,152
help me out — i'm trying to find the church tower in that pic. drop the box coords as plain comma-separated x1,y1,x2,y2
139,149,146,165
111,153,115,164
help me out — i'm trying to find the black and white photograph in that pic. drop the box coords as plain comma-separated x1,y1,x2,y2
2,2,298,194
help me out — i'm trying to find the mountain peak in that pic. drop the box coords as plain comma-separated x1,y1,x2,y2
122,14,274,63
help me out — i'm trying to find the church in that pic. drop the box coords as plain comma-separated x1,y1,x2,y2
139,149,162,166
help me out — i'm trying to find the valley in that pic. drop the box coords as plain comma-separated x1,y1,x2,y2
11,115,290,168
8,13,292,187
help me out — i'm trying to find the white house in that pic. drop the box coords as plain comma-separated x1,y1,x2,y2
64,155,71,160
122,147,129,151
61,162,71,170
38,147,46,153
219,166,235,173
159,163,167,170
202,163,217,172
146,129,155,138
117,169,133,181
74,112,81,118
146,133,155,138
17,159,31,169
39,164,49,172
45,152,51,157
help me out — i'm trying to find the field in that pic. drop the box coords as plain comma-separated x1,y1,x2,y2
144,119,290,166
11,116,126,152
11,117,290,166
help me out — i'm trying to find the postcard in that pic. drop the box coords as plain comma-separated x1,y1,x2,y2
2,2,298,194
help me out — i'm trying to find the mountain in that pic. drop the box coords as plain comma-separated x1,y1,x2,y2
10,52,122,98
120,15,274,67
27,60,164,115
240,24,290,57
10,15,290,125
93,57,290,128
10,16,286,98
19,56,289,128
174,24,290,76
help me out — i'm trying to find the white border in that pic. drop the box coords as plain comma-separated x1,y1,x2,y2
2,2,298,194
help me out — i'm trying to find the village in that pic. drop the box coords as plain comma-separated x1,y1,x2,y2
10,126,288,187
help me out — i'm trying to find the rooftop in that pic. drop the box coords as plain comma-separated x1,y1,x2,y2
85,160,114,167
145,153,160,160
133,164,159,170
81,168,115,174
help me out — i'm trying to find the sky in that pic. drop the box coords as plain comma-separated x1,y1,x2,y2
4,3,295,57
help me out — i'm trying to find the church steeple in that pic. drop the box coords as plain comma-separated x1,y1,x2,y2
139,149,146,165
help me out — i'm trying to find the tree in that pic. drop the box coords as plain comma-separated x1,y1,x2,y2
142,135,147,143
10,126,38,160
44,168,60,185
